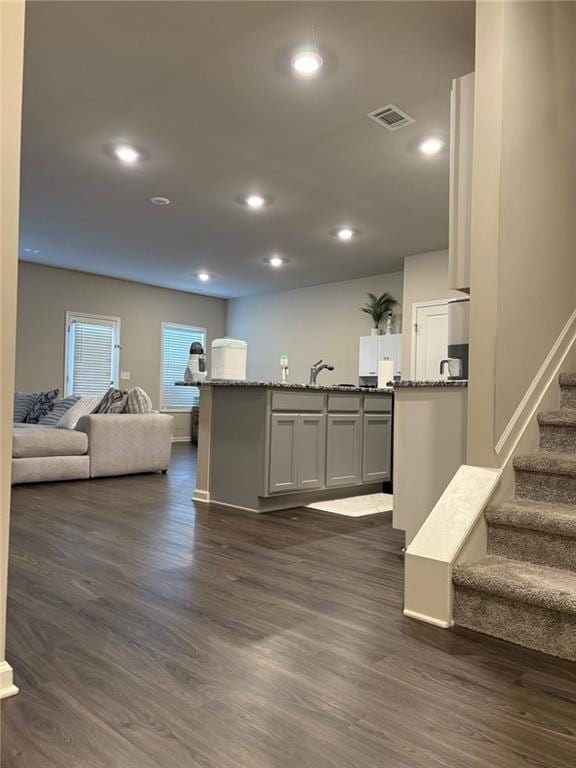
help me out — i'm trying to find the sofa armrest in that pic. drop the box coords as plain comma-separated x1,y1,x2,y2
76,413,173,478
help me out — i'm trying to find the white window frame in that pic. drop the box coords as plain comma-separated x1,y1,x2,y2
160,321,207,412
64,311,121,397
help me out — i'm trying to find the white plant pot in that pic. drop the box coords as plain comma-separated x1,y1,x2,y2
370,328,380,336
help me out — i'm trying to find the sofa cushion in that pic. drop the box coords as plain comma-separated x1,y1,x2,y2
25,389,60,423
124,387,153,414
95,387,128,414
12,455,90,484
13,426,88,458
38,395,80,427
57,395,102,430
14,392,37,423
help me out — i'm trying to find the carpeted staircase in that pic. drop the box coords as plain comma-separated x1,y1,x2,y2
452,373,576,660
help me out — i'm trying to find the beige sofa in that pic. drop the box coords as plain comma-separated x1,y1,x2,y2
12,413,173,484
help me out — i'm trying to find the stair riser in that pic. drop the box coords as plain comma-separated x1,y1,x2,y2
515,469,576,504
488,525,576,571
453,586,576,661
561,387,576,409
539,424,576,453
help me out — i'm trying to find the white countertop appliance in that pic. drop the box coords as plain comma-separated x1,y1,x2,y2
184,341,207,384
211,338,247,381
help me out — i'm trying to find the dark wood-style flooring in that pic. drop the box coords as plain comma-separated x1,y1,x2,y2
2,444,576,767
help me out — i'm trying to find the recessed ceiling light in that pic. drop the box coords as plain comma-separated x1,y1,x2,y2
197,272,211,282
268,255,283,268
23,247,40,255
336,227,355,242
291,50,323,77
418,138,444,156
149,196,170,206
245,194,266,209
113,144,140,164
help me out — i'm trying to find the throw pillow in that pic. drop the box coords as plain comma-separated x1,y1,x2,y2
124,387,153,414
95,387,128,414
57,395,102,430
13,392,38,423
38,395,80,427
25,389,60,423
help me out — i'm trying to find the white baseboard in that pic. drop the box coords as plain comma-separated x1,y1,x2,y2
192,489,211,503
403,609,452,629
171,436,191,443
0,661,18,699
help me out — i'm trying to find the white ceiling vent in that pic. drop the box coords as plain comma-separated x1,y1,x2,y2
367,104,415,131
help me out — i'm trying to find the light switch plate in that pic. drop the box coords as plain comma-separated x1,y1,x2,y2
120,371,131,380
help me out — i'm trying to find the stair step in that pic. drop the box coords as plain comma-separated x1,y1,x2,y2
514,451,576,475
538,409,576,426
559,374,576,408
453,556,576,660
453,555,576,615
486,498,576,537
487,500,576,571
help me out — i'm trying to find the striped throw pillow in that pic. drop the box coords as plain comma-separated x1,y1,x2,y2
124,387,153,414
57,395,102,429
14,392,38,423
25,389,60,423
38,395,80,427
95,387,128,414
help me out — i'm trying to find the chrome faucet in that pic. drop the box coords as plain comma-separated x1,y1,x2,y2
309,359,335,385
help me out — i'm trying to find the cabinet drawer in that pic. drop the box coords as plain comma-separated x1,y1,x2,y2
271,392,324,412
327,395,360,412
363,396,392,413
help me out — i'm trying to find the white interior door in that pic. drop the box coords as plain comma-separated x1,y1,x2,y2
412,302,449,380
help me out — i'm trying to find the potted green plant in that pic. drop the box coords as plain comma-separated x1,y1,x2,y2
361,292,397,336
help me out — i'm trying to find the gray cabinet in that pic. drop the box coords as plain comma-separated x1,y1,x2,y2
269,414,299,493
326,414,362,487
268,413,325,494
362,413,392,482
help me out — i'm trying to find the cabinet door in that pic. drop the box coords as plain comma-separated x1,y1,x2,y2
297,414,325,490
358,336,378,377
326,414,362,487
362,414,392,482
269,414,298,493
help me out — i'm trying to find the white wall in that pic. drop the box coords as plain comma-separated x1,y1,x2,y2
227,272,404,385
468,0,576,466
401,250,461,376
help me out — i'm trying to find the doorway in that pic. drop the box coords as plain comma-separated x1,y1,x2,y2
411,300,450,380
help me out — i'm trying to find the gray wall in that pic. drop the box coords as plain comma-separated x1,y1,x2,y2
16,263,228,439
227,272,404,385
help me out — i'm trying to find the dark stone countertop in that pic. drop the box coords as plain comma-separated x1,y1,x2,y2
393,380,468,388
175,380,394,394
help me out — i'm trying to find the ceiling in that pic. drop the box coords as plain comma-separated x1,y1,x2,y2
19,1,475,299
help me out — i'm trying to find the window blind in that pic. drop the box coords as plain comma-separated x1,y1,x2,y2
67,318,118,396
161,323,205,410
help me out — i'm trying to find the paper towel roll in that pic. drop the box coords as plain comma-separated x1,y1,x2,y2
377,359,395,388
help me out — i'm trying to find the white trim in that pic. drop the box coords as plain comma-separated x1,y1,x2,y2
403,609,451,629
410,299,450,379
64,311,121,396
495,306,576,464
171,436,191,443
0,661,18,699
160,321,207,411
192,489,211,503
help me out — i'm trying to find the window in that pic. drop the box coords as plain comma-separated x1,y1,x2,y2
161,322,206,411
65,312,120,397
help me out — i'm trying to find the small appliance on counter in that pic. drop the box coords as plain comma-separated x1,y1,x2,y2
440,297,470,380
184,341,207,384
211,338,247,381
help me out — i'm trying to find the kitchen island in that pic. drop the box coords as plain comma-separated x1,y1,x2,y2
187,381,393,513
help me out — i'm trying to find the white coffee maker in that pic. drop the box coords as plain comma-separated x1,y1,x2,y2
184,341,207,384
